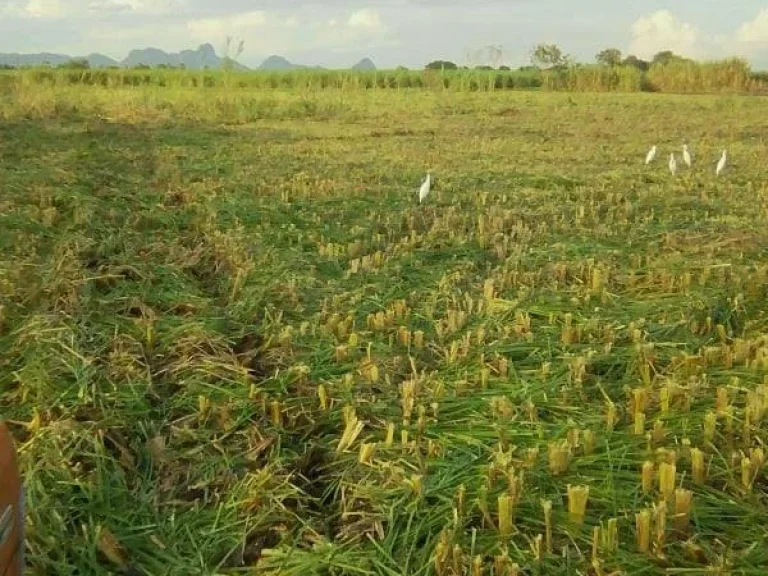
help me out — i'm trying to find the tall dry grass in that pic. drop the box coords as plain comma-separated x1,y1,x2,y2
1,57,765,96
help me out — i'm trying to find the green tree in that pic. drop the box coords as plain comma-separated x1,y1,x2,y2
596,48,622,67
61,58,90,69
530,44,569,68
425,60,458,70
652,50,678,66
623,55,649,71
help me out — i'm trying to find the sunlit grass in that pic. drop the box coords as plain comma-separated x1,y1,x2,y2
1,80,767,575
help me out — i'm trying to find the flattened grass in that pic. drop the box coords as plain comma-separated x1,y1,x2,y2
2,83,768,575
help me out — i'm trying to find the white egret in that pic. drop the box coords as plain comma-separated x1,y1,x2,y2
419,172,431,203
668,153,677,176
716,150,727,176
645,145,657,165
682,144,691,168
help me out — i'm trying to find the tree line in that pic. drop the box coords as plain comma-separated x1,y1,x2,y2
426,44,731,71
422,44,767,93
4,42,765,94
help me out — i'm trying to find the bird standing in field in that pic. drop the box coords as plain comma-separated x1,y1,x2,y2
668,153,677,176
419,172,431,204
645,145,657,165
682,144,692,168
716,150,727,176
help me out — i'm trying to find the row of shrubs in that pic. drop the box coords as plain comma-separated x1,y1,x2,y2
2,58,765,94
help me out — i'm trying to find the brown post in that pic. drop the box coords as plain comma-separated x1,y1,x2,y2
0,422,22,576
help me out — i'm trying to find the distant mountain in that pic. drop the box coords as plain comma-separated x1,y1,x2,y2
85,53,120,68
0,44,245,70
122,47,176,68
258,55,326,71
258,54,376,70
121,43,247,70
0,52,117,68
352,58,376,71
259,55,296,71
0,46,375,71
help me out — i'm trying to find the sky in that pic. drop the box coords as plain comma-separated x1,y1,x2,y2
1,0,768,69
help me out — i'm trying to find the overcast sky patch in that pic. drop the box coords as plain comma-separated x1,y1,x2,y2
1,1,767,68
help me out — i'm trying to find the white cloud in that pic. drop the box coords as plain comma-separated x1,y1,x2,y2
186,10,268,40
347,8,385,31
1,0,180,19
628,10,700,59
310,8,391,51
734,8,768,44
88,0,183,16
182,8,393,60
21,0,66,18
712,9,768,66
628,9,768,66
0,2,391,67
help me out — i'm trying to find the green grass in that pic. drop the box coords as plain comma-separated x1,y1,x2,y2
1,57,764,94
2,81,768,575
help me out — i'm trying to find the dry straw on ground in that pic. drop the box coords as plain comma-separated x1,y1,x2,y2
1,69,768,575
